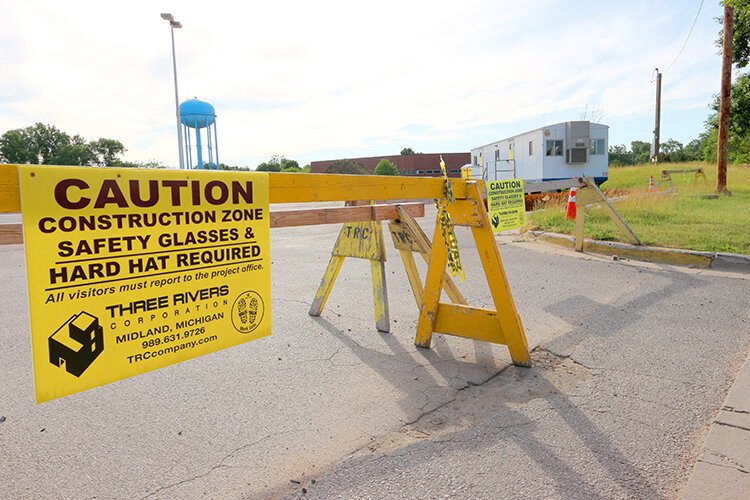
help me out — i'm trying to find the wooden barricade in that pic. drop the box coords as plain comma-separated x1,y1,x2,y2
0,164,531,367
523,176,640,253
658,168,707,190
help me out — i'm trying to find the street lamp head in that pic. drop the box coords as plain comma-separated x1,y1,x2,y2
160,13,174,21
170,21,182,29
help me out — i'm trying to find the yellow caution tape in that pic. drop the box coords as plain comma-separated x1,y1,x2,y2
437,156,465,282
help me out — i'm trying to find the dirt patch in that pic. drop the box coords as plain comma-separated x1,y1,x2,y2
353,349,591,458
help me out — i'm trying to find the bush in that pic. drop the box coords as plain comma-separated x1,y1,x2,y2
375,159,399,175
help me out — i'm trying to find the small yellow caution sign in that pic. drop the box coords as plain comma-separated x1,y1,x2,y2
19,166,272,403
486,179,526,232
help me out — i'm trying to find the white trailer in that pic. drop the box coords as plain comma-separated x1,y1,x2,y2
468,121,609,186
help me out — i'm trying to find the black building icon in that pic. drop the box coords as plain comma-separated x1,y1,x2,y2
49,312,104,377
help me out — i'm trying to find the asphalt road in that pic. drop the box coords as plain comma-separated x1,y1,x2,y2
1,204,749,499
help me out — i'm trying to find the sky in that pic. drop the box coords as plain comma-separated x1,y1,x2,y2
0,0,727,169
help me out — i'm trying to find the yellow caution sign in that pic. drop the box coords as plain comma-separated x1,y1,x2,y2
19,166,271,403
487,179,526,232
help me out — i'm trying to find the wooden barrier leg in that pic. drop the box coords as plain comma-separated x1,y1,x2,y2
399,249,424,308
370,259,390,332
468,185,530,366
574,197,586,252
414,221,448,348
585,180,640,245
309,256,345,316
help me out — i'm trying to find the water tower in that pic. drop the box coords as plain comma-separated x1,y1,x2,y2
179,98,219,169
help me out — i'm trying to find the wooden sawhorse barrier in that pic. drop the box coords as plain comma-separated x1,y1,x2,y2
658,168,707,190
524,177,641,252
0,164,531,367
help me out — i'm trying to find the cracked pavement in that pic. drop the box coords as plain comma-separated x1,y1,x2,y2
1,204,749,499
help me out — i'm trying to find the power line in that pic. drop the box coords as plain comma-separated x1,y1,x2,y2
664,0,706,73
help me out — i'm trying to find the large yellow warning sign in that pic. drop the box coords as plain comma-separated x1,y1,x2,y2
19,166,272,403
487,179,526,232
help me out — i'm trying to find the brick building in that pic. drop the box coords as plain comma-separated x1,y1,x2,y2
310,152,470,177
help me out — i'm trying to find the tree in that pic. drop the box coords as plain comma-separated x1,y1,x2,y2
26,123,70,164
630,140,652,164
375,159,399,175
703,71,750,163
659,139,685,162
255,163,281,172
727,0,750,68
280,158,299,170
256,155,299,172
0,129,36,163
400,147,415,155
281,166,302,172
89,138,126,166
608,144,634,166
113,159,165,169
682,138,704,161
302,164,312,173
0,124,126,166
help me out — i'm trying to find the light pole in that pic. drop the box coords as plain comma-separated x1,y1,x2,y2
161,13,185,169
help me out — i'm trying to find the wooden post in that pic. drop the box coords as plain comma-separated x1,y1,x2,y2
717,4,733,195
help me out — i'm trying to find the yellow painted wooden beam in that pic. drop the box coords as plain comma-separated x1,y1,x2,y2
370,259,390,332
414,220,448,348
433,303,506,344
398,249,424,308
0,165,21,213
445,199,483,227
268,172,469,203
309,255,345,317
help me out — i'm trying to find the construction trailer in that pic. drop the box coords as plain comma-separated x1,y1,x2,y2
467,121,609,185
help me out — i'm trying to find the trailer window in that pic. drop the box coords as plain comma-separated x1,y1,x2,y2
494,149,500,161
545,140,563,156
590,139,605,155
529,141,534,156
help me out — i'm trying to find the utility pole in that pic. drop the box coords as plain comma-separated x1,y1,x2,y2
652,68,662,164
717,4,733,195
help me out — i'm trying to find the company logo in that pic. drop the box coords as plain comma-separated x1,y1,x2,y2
49,311,104,377
491,213,500,229
231,290,265,334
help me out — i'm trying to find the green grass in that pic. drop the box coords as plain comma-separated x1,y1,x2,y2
527,162,750,254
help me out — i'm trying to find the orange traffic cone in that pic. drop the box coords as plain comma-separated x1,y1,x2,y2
648,175,655,192
565,186,577,219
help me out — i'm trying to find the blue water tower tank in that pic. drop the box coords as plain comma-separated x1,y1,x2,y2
179,98,219,169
